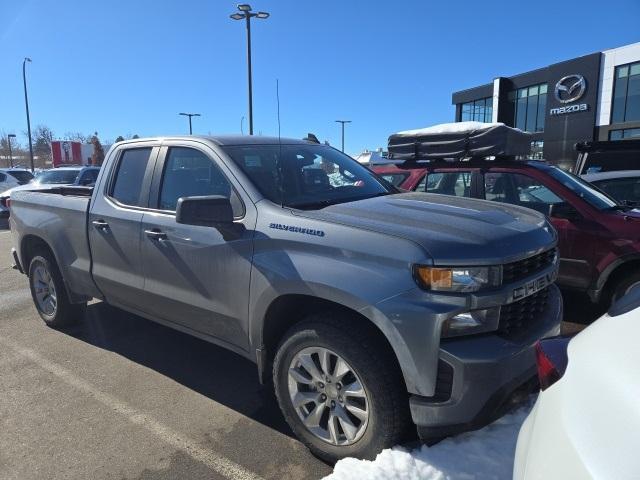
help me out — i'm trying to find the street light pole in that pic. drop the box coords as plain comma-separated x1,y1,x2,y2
230,5,270,136
7,134,16,168
23,58,34,172
179,112,201,135
335,120,352,153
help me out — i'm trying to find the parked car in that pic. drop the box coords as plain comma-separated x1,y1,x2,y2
373,159,640,305
582,170,640,207
9,135,561,462
513,285,640,479
0,166,99,218
0,168,34,191
575,138,640,175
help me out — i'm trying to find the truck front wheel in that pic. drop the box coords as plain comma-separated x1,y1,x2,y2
28,251,85,328
273,313,410,463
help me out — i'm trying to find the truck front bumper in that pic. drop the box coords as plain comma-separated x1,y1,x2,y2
410,283,562,436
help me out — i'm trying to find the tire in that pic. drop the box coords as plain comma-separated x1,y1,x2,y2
610,271,640,306
273,313,410,463
28,250,85,328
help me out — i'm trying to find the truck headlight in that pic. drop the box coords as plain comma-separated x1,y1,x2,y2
413,265,502,292
441,307,500,338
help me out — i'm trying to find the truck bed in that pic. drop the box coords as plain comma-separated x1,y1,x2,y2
10,188,101,301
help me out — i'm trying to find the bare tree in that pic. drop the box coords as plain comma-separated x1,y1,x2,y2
90,134,105,166
29,125,54,168
63,132,90,143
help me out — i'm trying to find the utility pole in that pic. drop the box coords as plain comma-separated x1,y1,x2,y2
23,58,34,171
179,112,201,135
335,120,352,153
230,4,270,135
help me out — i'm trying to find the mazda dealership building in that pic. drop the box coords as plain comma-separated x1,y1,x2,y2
452,42,640,170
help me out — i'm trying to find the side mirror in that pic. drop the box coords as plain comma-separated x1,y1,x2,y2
176,195,234,228
549,202,581,220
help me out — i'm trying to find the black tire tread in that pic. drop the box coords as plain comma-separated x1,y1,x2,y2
28,249,85,328
273,311,410,463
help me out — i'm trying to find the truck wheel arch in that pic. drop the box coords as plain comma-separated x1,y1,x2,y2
591,255,640,303
258,294,410,393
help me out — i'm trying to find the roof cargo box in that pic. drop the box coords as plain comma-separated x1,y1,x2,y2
388,122,532,161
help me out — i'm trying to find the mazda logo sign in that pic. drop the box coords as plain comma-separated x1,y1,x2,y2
554,75,587,104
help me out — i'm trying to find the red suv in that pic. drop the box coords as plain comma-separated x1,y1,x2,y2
373,160,640,305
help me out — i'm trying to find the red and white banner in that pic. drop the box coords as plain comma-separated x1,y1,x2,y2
51,141,83,167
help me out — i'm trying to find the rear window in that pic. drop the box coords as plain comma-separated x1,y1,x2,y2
7,170,34,185
110,148,152,206
377,172,409,187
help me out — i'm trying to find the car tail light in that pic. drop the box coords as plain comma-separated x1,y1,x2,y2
535,337,571,391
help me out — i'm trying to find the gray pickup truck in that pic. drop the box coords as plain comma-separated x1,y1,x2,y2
10,136,561,462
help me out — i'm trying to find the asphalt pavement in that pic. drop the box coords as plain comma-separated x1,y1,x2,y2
0,218,595,480
0,223,332,480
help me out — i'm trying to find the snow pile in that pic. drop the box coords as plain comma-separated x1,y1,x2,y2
324,397,535,480
394,121,505,137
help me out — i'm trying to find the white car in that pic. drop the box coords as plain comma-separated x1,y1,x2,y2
0,168,34,191
582,170,640,207
513,285,640,479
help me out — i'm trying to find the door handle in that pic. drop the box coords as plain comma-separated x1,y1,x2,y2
145,229,168,241
92,220,109,230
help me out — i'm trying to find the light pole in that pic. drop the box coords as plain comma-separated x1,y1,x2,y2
7,134,16,168
23,58,34,172
335,120,352,153
179,112,201,135
230,4,269,136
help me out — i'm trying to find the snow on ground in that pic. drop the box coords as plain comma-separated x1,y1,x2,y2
324,397,536,480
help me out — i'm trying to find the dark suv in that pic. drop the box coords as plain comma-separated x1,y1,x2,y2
373,160,640,304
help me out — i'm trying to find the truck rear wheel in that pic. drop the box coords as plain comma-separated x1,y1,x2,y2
610,272,640,306
273,313,410,463
28,251,85,328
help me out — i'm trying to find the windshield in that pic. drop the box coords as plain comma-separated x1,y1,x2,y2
546,166,618,210
35,169,81,185
222,144,393,209
7,171,34,185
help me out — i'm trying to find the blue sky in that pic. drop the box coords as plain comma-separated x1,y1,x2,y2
1,0,639,154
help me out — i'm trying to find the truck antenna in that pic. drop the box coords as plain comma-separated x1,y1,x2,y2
276,79,284,208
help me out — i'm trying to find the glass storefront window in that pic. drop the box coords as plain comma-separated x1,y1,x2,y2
511,83,547,132
612,61,640,124
459,97,493,123
609,128,640,140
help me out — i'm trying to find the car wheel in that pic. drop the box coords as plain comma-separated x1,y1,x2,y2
273,313,410,463
28,251,85,328
611,272,640,306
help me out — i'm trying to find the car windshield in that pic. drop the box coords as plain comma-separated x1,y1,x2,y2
7,170,34,185
222,144,394,209
35,169,81,185
546,166,618,210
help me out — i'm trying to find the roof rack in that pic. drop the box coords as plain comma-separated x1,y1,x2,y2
387,122,532,163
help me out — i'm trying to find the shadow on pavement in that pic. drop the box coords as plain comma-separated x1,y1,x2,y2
561,289,607,325
66,301,294,439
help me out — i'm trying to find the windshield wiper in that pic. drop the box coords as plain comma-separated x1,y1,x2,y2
290,192,394,210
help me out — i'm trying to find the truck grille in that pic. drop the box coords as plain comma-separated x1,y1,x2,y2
498,287,550,337
503,248,557,284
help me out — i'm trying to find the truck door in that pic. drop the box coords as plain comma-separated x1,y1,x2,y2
139,142,256,351
89,144,159,310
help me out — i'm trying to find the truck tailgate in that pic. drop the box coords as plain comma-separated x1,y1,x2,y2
10,190,102,300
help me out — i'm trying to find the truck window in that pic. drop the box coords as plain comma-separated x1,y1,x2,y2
484,172,563,215
420,172,472,197
593,177,640,204
110,148,152,207
158,147,242,215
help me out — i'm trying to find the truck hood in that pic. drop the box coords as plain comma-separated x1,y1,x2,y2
299,192,556,265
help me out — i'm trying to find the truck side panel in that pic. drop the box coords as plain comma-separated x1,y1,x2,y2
10,190,102,300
